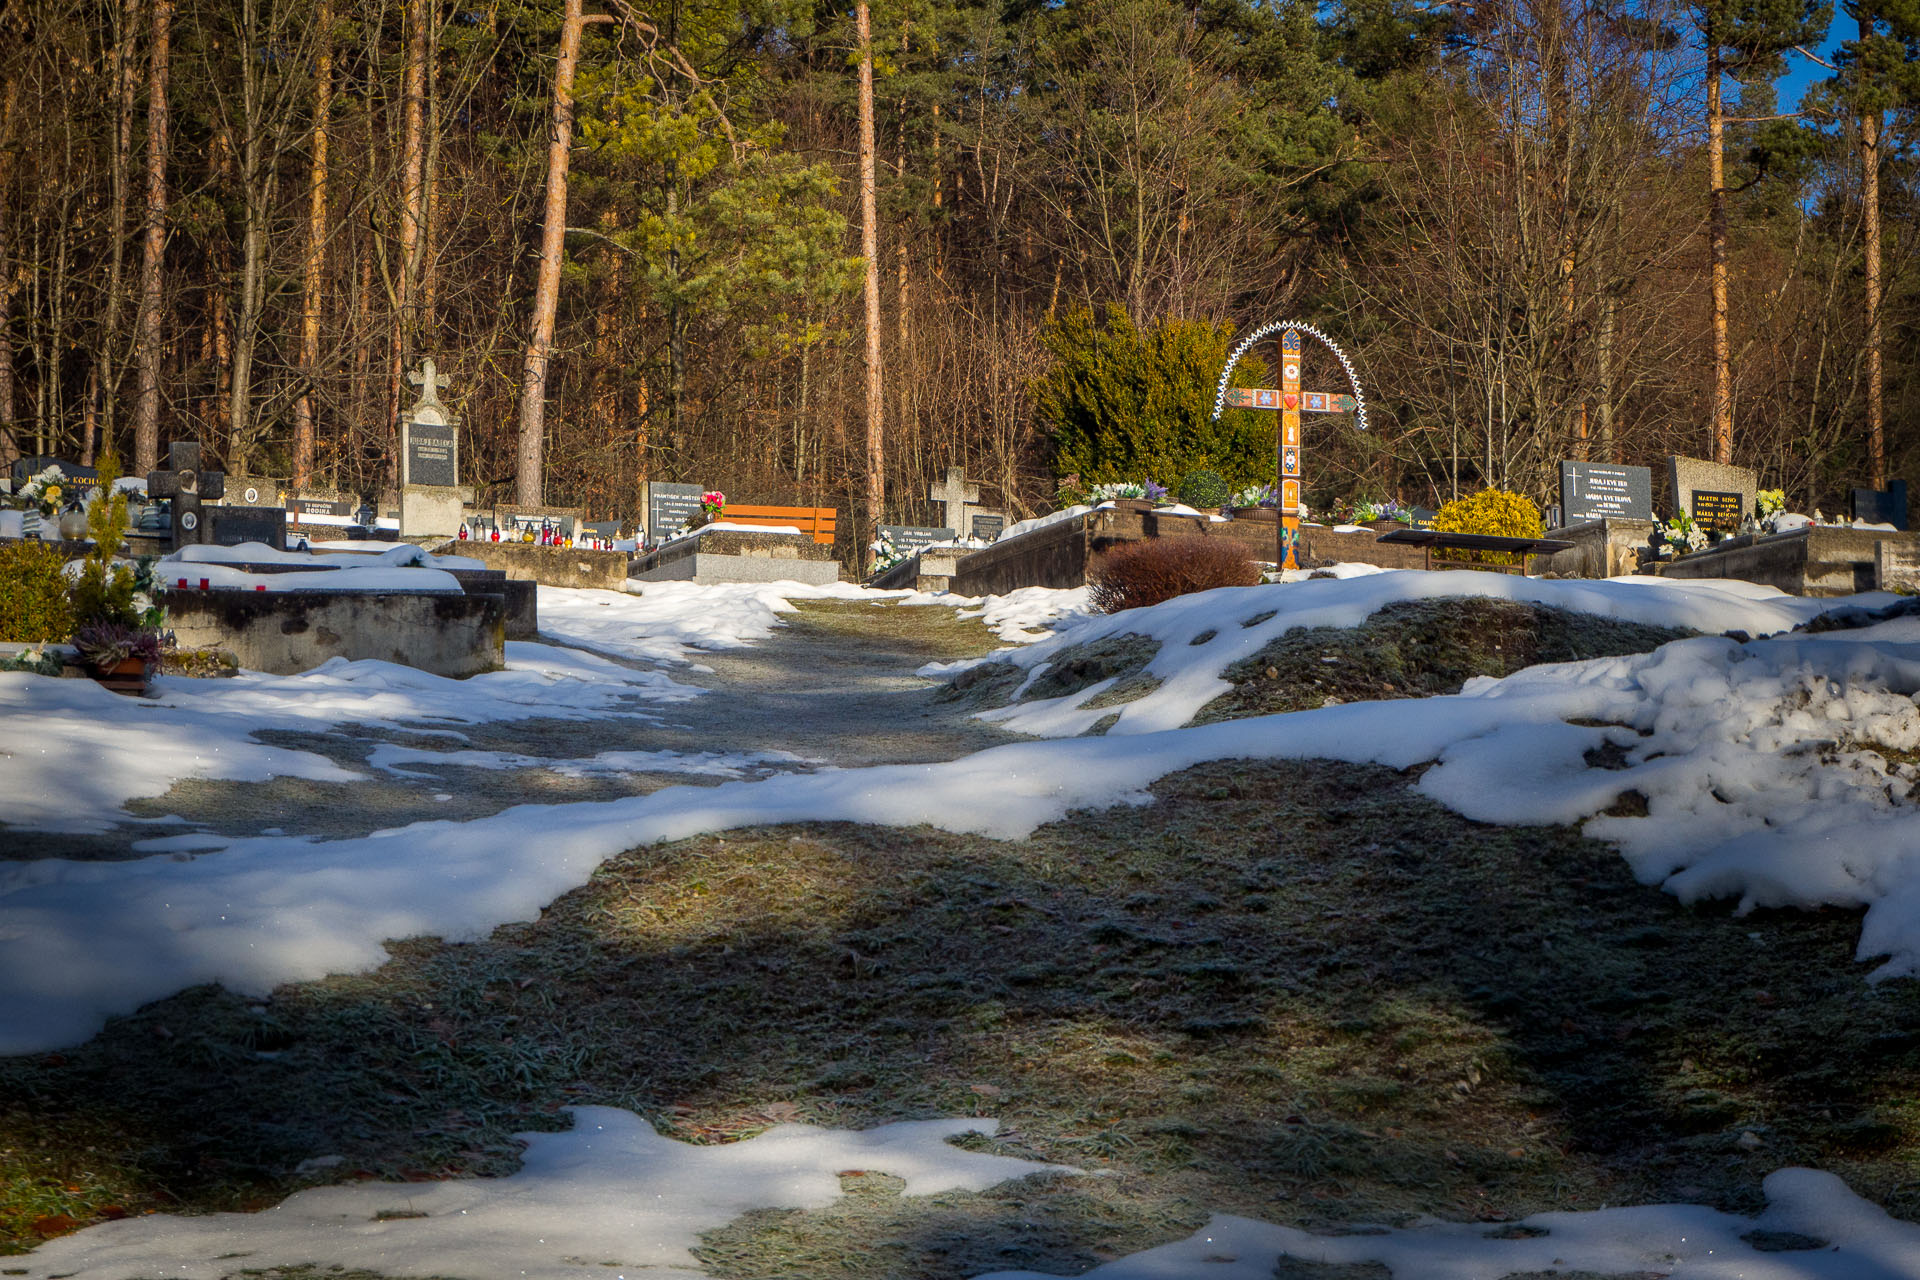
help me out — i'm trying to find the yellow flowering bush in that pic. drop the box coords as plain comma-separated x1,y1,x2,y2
1432,489,1544,565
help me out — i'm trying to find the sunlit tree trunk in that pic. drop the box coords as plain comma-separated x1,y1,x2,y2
514,0,588,506
857,0,884,554
1862,108,1883,487
295,0,333,491
1706,35,1732,465
133,0,171,474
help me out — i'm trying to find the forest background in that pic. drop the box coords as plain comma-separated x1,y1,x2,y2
0,0,1913,554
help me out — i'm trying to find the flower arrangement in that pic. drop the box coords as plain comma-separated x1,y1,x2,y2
10,466,68,519
1088,480,1170,505
870,531,906,573
72,620,164,672
1354,498,1411,524
700,490,726,519
1230,484,1278,509
1754,488,1788,534
1656,509,1707,554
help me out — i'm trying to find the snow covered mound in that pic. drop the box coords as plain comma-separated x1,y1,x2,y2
981,1167,1920,1280
971,570,1891,737
10,1107,1075,1280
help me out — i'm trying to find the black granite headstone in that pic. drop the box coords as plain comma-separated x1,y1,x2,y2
405,422,459,487
1407,507,1437,530
1560,461,1653,523
970,512,1006,542
10,456,97,485
1852,481,1910,531
147,442,225,546
1690,490,1744,530
296,497,357,518
209,505,288,551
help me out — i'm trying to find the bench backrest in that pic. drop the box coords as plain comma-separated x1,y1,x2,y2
723,504,838,545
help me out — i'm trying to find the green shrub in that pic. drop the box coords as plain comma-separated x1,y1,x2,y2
0,542,77,643
1177,468,1230,509
1034,306,1271,490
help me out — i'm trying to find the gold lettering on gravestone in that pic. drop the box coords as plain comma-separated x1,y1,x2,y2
1690,490,1744,530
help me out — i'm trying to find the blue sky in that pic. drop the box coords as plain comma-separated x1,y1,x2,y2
1776,13,1857,110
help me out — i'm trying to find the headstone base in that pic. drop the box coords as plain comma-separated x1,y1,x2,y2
402,485,472,539
1537,518,1656,578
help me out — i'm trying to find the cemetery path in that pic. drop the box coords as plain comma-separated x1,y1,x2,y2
56,599,1019,851
630,599,1024,768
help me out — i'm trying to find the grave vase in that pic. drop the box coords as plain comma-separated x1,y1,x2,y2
59,507,89,541
1228,507,1279,523
1366,519,1408,534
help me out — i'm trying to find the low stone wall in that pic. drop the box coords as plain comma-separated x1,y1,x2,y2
1537,518,1657,579
1655,526,1919,597
160,588,504,677
449,539,630,590
629,529,840,586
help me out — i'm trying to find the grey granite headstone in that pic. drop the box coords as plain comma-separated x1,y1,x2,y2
647,483,706,539
970,512,1006,542
1853,482,1909,531
1560,461,1652,523
1667,455,1756,524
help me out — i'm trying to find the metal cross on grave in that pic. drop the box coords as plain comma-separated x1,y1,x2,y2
407,357,452,413
1213,324,1367,572
146,440,225,547
930,466,979,535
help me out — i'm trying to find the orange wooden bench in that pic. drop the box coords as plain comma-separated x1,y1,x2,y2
721,504,837,546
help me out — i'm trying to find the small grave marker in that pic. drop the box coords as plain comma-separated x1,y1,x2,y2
1853,481,1909,531
969,512,1005,542
1560,461,1652,524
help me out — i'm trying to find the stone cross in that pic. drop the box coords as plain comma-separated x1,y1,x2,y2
146,440,225,547
407,357,452,413
930,467,980,534
1219,329,1358,570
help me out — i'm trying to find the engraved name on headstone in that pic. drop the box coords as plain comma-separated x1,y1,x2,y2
647,482,706,540
1559,461,1653,523
1690,490,1745,530
880,524,957,556
970,512,1006,542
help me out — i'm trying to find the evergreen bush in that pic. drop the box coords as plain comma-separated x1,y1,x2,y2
1177,469,1230,509
1034,306,1271,490
0,541,77,643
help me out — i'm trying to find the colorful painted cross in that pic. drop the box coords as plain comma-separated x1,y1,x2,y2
1223,329,1359,570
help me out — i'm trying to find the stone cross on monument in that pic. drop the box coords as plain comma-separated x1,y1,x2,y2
147,440,226,547
930,467,980,534
407,357,452,414
1211,322,1369,571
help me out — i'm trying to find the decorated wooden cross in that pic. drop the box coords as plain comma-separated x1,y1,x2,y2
1211,322,1369,571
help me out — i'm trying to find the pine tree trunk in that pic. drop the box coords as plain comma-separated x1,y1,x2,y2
857,0,884,558
385,0,430,486
0,76,18,465
102,0,140,454
294,0,333,492
1706,38,1732,465
514,0,587,507
1862,109,1884,488
132,0,172,475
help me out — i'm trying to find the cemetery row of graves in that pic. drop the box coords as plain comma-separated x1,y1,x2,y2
1,335,1915,687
